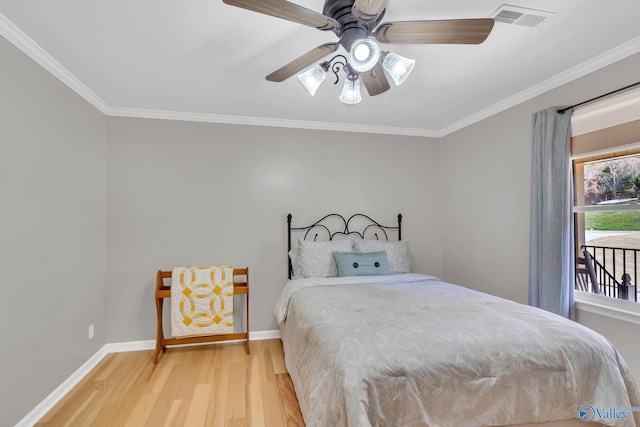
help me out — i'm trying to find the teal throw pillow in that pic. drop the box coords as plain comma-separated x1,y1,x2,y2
333,251,391,277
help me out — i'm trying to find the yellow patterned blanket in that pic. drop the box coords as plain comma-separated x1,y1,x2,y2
170,266,234,338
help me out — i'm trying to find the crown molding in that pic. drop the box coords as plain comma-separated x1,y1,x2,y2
0,12,110,114
0,10,438,137
440,35,640,136
106,106,442,138
2,9,640,139
109,35,640,138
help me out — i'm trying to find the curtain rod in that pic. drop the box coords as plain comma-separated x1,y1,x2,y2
557,80,640,114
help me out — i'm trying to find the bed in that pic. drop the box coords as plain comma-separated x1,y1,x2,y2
275,213,640,427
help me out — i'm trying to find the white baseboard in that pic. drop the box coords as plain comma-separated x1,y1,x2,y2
250,329,281,341
16,330,280,427
16,346,109,427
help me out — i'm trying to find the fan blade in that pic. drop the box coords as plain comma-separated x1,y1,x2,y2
352,0,387,22
360,61,390,97
222,0,338,31
375,19,495,44
266,43,339,82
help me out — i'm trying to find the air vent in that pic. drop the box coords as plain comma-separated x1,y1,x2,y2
490,5,555,28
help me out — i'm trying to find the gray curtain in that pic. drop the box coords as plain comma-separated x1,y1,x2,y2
529,106,574,318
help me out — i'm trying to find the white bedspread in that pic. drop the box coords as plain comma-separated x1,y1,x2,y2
275,274,640,427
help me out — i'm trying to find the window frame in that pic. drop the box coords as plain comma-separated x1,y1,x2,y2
572,141,640,312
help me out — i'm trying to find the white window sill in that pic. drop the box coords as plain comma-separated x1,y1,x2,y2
575,291,640,326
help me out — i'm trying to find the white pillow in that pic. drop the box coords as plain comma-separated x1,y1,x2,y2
353,240,411,274
288,248,300,279
294,239,355,278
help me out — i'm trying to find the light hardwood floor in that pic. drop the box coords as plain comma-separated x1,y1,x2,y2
36,339,304,426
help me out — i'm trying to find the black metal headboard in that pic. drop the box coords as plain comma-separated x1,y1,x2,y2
287,213,402,279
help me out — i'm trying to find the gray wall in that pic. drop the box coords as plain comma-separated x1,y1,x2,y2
0,36,107,425
439,51,640,380
106,117,443,342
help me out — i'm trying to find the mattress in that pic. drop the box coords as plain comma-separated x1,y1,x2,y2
275,274,640,427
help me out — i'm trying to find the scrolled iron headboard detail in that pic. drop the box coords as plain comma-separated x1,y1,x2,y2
287,213,402,279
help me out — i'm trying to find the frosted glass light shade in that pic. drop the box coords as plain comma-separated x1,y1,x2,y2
382,52,415,86
349,38,380,73
297,65,328,96
339,77,362,105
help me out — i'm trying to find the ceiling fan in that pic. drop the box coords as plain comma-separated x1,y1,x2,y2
222,0,495,104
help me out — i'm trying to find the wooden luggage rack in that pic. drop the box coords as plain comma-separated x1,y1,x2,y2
154,267,250,364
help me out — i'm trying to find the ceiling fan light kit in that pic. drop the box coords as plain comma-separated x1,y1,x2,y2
222,0,495,105
382,52,415,86
349,38,380,72
297,64,329,96
339,74,363,105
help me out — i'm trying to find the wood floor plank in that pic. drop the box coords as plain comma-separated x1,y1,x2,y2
248,350,266,427
108,352,154,404
194,345,220,385
94,352,125,382
60,389,99,427
89,404,120,427
210,348,231,427
185,383,213,425
161,399,183,427
262,381,288,426
105,381,149,426
36,376,103,426
261,347,276,383
226,361,246,419
123,391,160,427
145,363,196,426
36,340,304,426
277,373,305,427
269,339,288,375
147,349,177,394
226,419,246,427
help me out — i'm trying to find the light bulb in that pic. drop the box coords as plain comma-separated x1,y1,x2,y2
349,39,380,73
353,44,370,61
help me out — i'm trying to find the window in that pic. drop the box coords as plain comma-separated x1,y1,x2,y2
572,100,640,302
574,152,640,301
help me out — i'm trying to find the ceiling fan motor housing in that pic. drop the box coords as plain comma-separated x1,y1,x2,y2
323,0,384,51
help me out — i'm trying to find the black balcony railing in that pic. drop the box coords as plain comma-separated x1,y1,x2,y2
582,245,638,302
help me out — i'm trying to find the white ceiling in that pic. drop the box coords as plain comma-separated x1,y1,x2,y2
1,0,640,137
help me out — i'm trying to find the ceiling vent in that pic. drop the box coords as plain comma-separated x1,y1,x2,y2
490,5,556,28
